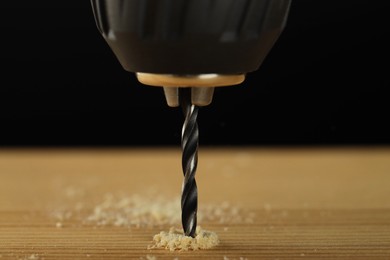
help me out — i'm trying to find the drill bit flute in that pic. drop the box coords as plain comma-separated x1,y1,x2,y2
179,88,199,237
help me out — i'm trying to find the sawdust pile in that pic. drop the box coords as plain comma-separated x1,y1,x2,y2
149,227,219,251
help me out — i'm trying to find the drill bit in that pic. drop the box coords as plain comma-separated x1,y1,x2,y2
179,88,199,237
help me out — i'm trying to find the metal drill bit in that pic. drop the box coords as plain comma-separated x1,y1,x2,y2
179,88,199,237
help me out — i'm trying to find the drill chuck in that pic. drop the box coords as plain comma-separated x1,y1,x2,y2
91,0,291,106
91,0,291,73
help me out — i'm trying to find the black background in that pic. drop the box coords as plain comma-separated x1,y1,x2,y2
0,0,389,147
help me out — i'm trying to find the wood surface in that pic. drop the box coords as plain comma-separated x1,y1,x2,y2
1,147,390,259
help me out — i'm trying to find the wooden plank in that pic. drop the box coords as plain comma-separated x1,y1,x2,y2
0,147,390,259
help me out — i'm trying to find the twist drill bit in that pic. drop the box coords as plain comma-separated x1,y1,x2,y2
179,88,199,238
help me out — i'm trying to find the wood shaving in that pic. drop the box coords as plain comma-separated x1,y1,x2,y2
84,193,254,228
85,194,181,227
50,186,255,246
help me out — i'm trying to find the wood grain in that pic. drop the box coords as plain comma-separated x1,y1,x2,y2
1,147,390,259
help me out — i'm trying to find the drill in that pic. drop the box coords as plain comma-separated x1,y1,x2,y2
90,0,291,237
